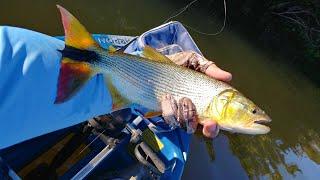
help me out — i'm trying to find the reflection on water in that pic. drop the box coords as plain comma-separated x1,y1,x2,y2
184,128,320,179
227,129,320,179
0,0,320,179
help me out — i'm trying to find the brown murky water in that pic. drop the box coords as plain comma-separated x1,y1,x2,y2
1,0,319,179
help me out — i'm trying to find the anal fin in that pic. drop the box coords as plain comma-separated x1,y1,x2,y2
105,76,130,110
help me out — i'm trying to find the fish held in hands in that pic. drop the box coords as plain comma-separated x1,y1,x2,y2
54,5,271,135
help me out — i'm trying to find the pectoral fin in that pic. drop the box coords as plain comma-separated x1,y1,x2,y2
142,46,173,63
144,111,162,118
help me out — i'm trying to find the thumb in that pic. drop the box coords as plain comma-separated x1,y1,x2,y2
202,120,220,138
205,64,232,82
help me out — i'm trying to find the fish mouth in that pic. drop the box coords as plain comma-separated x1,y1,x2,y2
254,118,271,125
219,117,272,135
249,117,272,134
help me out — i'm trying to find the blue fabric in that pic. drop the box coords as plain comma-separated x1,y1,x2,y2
125,21,202,56
0,21,201,149
0,26,112,149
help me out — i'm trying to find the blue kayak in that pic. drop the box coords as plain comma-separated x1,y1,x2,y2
0,106,190,179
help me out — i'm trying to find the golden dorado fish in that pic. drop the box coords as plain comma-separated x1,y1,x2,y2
55,5,271,134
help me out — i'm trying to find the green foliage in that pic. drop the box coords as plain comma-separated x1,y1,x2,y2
211,0,320,83
269,0,320,61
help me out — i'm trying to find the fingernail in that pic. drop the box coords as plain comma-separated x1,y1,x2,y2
212,124,219,138
210,123,217,131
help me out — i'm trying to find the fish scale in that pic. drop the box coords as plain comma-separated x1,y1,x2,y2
97,52,231,114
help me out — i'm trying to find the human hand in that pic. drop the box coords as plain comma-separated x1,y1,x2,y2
166,50,232,82
163,51,232,138
161,94,219,138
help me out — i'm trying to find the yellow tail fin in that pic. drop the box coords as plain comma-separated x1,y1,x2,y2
57,5,99,49
55,5,99,103
55,5,118,104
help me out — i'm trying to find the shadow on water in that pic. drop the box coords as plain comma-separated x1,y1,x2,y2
0,0,319,179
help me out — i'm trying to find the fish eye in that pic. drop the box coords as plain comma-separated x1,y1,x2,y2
252,109,257,114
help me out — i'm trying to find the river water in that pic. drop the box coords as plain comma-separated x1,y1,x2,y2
1,0,319,179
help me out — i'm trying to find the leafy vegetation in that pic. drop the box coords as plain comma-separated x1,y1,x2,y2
206,0,320,84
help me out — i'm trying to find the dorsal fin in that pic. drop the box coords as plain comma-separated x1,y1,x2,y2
142,46,173,63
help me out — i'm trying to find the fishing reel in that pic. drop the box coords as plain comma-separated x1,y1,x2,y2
77,108,169,179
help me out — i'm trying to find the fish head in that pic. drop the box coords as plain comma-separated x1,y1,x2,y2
206,89,271,135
